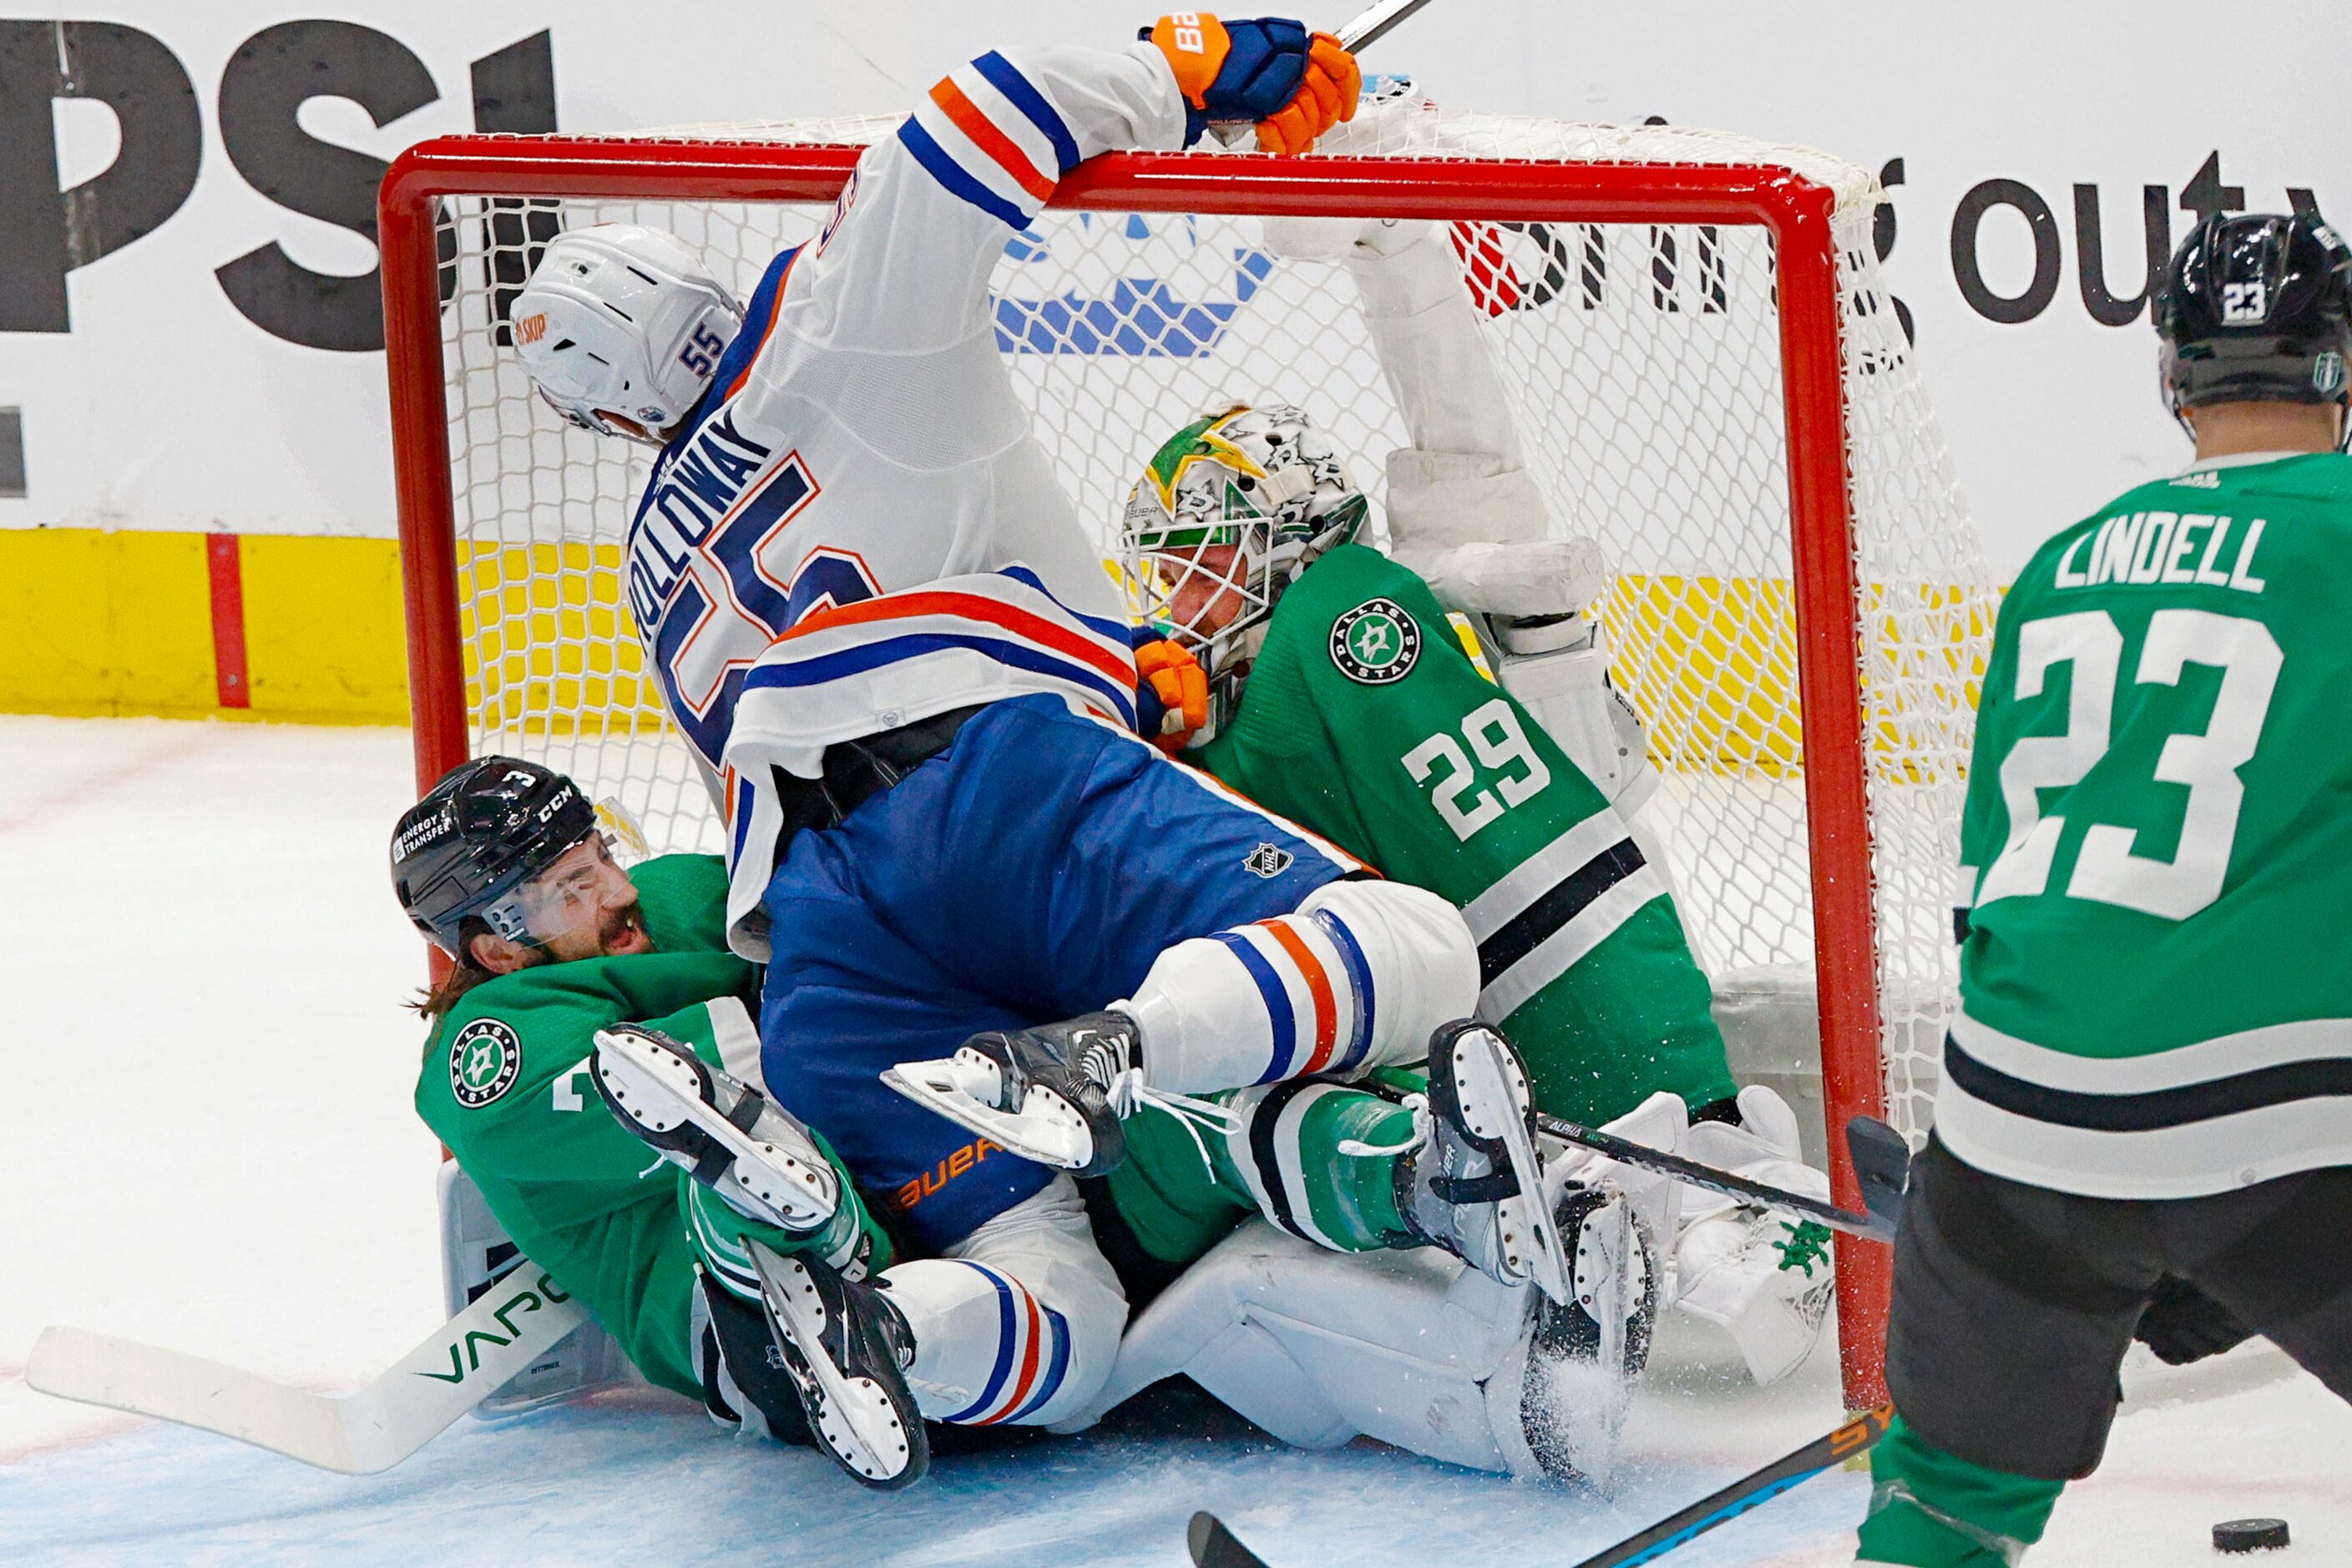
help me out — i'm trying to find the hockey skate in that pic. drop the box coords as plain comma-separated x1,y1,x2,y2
882,1010,1140,1177
1672,1085,1838,1385
746,1240,928,1490
1393,1020,1575,1306
1518,1181,1657,1486
591,1024,838,1232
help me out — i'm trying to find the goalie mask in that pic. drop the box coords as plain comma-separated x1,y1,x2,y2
1119,403,1368,729
511,225,744,446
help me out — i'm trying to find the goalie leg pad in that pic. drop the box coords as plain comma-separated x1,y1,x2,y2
1673,1085,1838,1386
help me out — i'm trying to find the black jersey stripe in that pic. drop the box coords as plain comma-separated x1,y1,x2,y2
1944,1032,2352,1132
1477,838,1647,989
1247,1078,1323,1242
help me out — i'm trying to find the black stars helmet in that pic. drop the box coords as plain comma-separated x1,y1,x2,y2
391,756,596,956
2156,210,2352,443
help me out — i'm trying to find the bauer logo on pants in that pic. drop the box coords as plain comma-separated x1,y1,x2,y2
1331,598,1421,684
451,1019,524,1108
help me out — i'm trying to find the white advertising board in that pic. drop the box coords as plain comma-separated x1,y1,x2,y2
0,0,2346,572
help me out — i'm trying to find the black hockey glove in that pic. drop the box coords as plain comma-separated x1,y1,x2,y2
2133,1273,2254,1366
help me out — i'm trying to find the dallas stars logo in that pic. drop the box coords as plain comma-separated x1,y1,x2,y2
1329,597,1422,685
449,1018,523,1109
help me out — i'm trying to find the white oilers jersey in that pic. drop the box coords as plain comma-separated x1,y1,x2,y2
624,43,1189,775
719,566,1143,957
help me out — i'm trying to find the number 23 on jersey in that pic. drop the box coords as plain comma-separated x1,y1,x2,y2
1975,606,2282,922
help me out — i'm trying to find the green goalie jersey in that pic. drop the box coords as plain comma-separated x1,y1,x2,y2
1947,451,2352,1199
1191,542,1735,1125
413,853,881,1399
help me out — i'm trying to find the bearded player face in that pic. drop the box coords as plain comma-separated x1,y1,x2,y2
507,833,651,962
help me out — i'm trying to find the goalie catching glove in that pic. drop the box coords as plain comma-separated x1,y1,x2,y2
1145,13,1360,154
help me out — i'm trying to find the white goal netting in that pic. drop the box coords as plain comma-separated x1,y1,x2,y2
414,101,1993,1143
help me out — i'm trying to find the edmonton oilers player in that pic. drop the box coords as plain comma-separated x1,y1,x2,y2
510,21,1582,1490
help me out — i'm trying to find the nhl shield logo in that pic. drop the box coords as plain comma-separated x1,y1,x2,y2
1243,842,1294,879
450,1018,523,1109
1330,598,1422,685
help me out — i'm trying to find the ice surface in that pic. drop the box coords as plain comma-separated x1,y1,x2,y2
3,716,2348,1565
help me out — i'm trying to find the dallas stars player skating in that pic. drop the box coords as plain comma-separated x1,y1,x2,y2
1853,213,2352,1566
1116,208,1839,1387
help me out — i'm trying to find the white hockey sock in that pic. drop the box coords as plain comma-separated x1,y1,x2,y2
883,1176,1126,1429
1115,878,1479,1095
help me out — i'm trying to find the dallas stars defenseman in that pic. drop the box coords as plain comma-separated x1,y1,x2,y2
394,758,883,1447
1117,207,1838,1386
1854,212,2352,1566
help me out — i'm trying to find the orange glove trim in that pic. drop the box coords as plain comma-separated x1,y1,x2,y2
1150,13,1233,110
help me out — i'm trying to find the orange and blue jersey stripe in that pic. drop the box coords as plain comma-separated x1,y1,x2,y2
741,574,1139,730
898,51,1081,229
943,1262,1072,1425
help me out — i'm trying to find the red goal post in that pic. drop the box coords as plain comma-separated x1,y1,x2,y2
382,119,1991,1409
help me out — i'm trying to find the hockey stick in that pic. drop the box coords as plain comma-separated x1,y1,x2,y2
1569,1403,1896,1567
1189,1510,1273,1568
25,1263,588,1474
1336,0,1439,52
1534,1110,1895,1244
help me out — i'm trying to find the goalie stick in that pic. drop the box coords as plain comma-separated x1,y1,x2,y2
1535,1110,1895,1244
25,1262,588,1474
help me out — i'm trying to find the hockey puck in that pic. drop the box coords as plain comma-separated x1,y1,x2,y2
2213,1518,2289,1553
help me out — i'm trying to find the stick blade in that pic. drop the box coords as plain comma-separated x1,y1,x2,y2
1189,1511,1272,1568
27,1326,362,1473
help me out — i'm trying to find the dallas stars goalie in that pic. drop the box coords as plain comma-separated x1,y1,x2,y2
1115,205,1839,1385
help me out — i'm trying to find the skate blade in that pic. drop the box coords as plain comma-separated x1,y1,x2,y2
1449,1035,1574,1307
880,1060,1093,1170
746,1242,924,1489
594,1029,835,1228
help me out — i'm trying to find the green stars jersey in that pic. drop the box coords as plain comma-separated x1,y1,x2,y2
413,853,883,1399
1947,451,2352,1198
1191,542,1735,1125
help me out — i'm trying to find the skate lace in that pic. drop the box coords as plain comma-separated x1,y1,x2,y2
1335,1092,1432,1158
1105,1068,1242,1181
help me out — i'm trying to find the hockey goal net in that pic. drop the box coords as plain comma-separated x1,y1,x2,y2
382,101,1994,1408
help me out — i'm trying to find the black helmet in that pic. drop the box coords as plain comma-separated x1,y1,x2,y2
392,756,596,956
2157,210,2352,440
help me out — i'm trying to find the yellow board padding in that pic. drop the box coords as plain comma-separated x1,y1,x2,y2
1601,574,1992,783
0,529,413,724
240,535,412,721
0,530,1997,775
457,539,669,736
0,529,218,718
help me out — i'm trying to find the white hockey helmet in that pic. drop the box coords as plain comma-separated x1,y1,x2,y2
1119,402,1368,693
510,225,744,445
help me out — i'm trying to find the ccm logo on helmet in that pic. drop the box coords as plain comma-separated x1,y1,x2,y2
514,312,549,346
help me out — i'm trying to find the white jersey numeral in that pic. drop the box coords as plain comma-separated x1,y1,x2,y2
1404,697,1552,842
1977,608,2281,920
